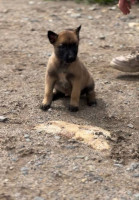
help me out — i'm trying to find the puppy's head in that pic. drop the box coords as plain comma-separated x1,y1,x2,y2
47,26,81,63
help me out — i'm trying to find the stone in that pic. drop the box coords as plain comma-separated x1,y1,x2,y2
132,174,139,178
114,163,123,168
29,1,34,5
128,15,137,20
134,194,139,200
88,6,99,11
24,134,30,138
20,167,29,175
70,13,81,18
128,22,139,31
127,123,134,129
0,116,8,122
109,6,117,10
126,162,139,171
88,16,93,20
34,197,45,200
98,36,106,40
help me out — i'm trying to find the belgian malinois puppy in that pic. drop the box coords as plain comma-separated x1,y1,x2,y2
40,26,96,112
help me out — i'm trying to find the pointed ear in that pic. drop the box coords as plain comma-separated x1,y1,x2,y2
47,31,58,44
75,25,81,38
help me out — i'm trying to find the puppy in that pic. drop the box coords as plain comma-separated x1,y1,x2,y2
40,26,96,112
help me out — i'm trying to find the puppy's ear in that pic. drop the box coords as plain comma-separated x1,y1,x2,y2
48,31,58,44
75,25,81,39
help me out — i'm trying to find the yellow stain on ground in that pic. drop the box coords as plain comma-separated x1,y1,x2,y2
35,121,111,151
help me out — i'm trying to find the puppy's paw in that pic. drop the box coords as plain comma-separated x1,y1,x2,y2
87,100,97,107
40,104,50,111
69,105,79,112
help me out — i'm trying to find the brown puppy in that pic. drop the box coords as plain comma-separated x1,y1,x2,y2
40,26,96,112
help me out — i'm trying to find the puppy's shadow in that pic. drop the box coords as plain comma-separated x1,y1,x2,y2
117,74,139,81
53,96,110,129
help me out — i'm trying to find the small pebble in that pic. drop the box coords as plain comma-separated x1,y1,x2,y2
29,1,34,5
26,138,31,142
76,8,82,11
9,166,14,170
109,6,116,10
70,13,81,18
20,167,29,175
98,36,106,40
114,163,123,168
127,123,134,129
34,197,45,200
3,179,9,183
84,156,89,161
88,16,93,20
88,6,98,11
134,193,139,200
128,15,137,20
24,134,30,138
31,28,35,31
54,135,60,140
126,162,139,171
0,116,7,122
132,174,139,178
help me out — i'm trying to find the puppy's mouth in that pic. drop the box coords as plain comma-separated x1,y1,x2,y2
66,59,76,63
65,57,77,63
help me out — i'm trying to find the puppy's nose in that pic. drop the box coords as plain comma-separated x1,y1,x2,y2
68,55,74,60
67,56,75,63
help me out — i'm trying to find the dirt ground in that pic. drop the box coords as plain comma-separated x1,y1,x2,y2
0,0,139,199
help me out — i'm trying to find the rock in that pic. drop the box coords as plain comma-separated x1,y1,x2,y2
88,16,93,20
85,172,103,182
54,135,60,140
126,162,139,171
89,42,93,46
24,134,30,138
28,1,34,5
128,15,137,20
35,161,44,166
31,28,36,31
76,8,82,11
114,163,123,168
132,174,139,178
127,123,134,129
84,156,89,161
95,15,102,19
3,9,10,13
0,116,8,122
109,6,117,10
134,193,139,200
88,6,99,11
20,167,29,175
70,13,81,18
34,197,45,200
26,138,31,142
128,22,139,31
98,36,106,40
35,121,111,151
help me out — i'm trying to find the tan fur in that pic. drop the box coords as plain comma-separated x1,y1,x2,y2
41,28,96,111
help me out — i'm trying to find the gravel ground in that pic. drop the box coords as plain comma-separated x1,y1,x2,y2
0,0,139,199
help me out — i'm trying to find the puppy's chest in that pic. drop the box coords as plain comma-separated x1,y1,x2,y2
57,72,70,88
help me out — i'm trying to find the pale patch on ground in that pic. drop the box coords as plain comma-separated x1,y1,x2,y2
35,120,111,150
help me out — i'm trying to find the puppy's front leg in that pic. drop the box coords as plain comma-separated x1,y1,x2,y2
40,75,56,111
69,79,81,112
